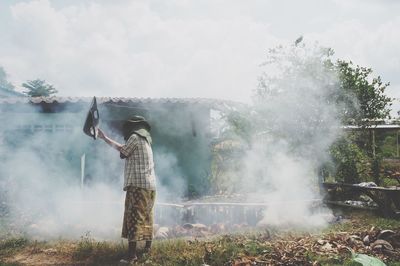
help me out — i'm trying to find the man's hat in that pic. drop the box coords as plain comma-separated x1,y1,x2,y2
123,115,151,131
122,115,152,143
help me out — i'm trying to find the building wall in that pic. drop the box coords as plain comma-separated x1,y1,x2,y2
100,101,212,197
0,100,212,198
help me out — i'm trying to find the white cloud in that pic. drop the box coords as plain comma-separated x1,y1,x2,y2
0,0,399,106
309,15,400,104
0,0,278,101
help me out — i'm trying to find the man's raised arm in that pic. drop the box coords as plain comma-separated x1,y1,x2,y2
97,128,123,152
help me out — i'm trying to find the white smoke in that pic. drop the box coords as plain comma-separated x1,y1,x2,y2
218,42,344,228
0,40,354,240
0,106,189,240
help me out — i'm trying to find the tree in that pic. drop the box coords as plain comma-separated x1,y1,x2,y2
336,61,392,160
246,40,392,184
255,42,392,128
0,67,15,91
337,60,392,125
328,137,370,184
22,79,58,97
254,41,340,159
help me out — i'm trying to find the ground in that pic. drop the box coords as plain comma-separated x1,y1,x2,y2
1,210,400,266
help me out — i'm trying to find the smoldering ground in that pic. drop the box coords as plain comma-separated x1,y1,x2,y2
0,104,189,240
0,42,357,240
213,42,352,228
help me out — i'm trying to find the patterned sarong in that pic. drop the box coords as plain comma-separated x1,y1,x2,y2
121,186,156,241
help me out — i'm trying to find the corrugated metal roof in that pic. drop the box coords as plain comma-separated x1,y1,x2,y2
343,125,400,130
0,96,245,110
1,96,226,104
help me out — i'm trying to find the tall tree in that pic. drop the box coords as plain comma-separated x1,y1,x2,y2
336,60,392,125
0,67,15,91
22,79,58,97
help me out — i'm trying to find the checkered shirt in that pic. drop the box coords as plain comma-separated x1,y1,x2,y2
120,133,156,191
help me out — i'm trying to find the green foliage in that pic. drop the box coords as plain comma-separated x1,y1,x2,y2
3,212,400,265
380,134,398,158
73,232,126,264
214,40,394,188
254,41,340,153
329,137,370,183
0,237,28,257
371,155,383,185
22,79,58,97
223,110,254,145
73,232,94,259
306,251,347,265
337,60,392,125
351,253,386,266
149,239,204,266
208,109,251,194
209,139,245,194
0,67,15,91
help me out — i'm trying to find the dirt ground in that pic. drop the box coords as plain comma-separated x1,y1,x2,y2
2,211,400,266
3,251,76,266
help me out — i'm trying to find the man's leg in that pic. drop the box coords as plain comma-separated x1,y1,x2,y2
144,190,155,253
128,241,137,259
144,240,152,252
120,241,137,264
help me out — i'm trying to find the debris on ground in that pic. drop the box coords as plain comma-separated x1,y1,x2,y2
218,226,400,265
2,212,400,265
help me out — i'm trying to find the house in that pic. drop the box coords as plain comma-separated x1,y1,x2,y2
0,96,237,197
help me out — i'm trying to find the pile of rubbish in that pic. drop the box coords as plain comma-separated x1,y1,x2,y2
225,227,400,265
154,222,250,239
344,200,378,208
153,220,400,265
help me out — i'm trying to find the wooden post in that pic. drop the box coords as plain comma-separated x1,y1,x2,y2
372,129,376,158
397,130,399,158
80,153,85,188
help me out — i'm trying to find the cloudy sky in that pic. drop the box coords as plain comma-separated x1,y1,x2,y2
0,0,399,106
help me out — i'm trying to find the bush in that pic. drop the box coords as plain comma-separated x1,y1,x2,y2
329,137,370,184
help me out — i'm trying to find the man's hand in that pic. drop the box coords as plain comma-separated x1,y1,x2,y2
97,128,106,140
96,127,123,152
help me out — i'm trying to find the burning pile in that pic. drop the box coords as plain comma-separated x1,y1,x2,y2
208,227,400,265
154,222,251,239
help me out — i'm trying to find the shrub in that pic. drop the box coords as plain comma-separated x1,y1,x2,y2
329,137,370,184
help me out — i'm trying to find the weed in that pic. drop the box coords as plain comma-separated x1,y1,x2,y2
72,232,126,265
2,211,400,265
0,238,28,256
306,251,345,265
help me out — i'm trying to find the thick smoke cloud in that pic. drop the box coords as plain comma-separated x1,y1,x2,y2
216,43,345,228
0,106,188,240
0,0,399,239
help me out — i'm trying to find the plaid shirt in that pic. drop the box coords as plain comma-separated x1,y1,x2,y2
120,133,156,191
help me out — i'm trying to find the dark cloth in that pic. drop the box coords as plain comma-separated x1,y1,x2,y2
121,186,156,241
122,116,152,145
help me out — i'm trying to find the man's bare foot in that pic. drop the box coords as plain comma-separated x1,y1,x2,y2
143,248,151,254
119,256,138,265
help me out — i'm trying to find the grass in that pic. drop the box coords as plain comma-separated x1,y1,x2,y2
325,210,400,234
146,239,205,266
72,232,126,265
0,238,28,266
0,238,28,257
1,211,400,265
306,251,348,266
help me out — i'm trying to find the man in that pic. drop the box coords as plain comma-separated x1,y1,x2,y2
97,115,156,263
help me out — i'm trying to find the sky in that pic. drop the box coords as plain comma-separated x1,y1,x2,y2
0,0,399,109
